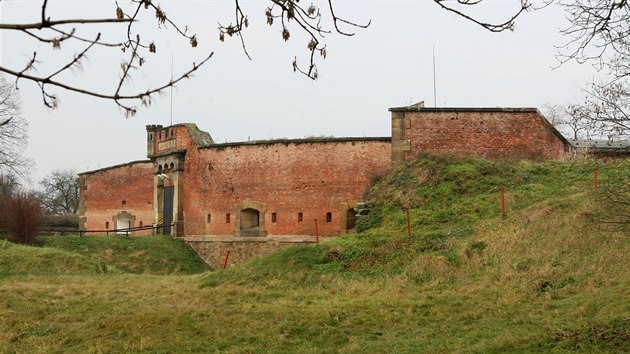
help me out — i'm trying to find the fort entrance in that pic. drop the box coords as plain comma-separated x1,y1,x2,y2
235,199,267,237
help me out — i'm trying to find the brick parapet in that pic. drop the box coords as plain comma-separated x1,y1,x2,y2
389,108,571,162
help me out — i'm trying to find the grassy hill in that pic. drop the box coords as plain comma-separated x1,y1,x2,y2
40,235,210,274
1,155,628,353
0,240,115,275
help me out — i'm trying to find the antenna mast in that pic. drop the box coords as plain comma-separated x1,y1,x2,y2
170,53,174,126
433,44,437,108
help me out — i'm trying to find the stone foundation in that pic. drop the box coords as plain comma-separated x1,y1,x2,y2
183,235,317,269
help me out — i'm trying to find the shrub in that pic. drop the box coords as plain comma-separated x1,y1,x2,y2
356,205,385,232
0,190,43,245
42,214,80,228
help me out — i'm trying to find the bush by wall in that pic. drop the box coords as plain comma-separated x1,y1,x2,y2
0,190,43,245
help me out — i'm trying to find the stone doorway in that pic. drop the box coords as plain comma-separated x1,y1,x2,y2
235,199,267,237
116,218,131,234
113,211,136,235
346,208,357,230
338,200,358,235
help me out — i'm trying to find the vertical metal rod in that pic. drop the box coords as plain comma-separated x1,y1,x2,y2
406,208,411,239
170,53,174,127
594,168,599,191
433,44,437,108
314,218,319,243
222,250,231,269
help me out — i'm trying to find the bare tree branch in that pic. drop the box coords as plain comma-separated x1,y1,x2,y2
0,53,213,116
1,0,209,116
0,18,132,30
1,1,371,113
220,0,370,80
432,0,532,32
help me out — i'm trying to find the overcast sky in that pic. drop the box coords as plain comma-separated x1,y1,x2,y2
1,1,600,184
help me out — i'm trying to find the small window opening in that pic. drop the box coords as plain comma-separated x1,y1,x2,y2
226,213,231,223
207,213,212,223
170,129,174,137
271,212,277,223
326,212,332,223
149,134,153,142
122,200,127,208
139,221,143,228
298,212,303,223
105,221,109,229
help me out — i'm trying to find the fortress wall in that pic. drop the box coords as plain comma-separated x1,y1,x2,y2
391,109,570,163
184,237,316,269
79,161,154,235
182,139,392,237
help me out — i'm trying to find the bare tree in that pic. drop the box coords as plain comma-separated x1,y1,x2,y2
0,75,31,177
38,169,80,215
435,0,630,139
0,1,368,116
542,103,567,127
0,173,21,199
582,80,630,139
542,102,592,140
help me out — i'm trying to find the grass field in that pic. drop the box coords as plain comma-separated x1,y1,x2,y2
1,155,628,353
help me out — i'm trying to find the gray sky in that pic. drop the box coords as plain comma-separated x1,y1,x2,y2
1,1,599,183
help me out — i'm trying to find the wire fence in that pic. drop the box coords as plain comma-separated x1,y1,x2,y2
37,223,174,237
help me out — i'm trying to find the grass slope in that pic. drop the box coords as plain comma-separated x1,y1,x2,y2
40,235,210,275
0,240,114,275
1,155,628,353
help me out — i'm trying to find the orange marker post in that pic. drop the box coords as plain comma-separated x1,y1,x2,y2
222,250,231,269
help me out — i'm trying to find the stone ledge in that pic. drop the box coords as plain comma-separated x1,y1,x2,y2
184,235,319,243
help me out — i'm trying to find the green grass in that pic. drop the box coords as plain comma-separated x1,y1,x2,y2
39,235,211,274
1,154,629,353
0,240,115,276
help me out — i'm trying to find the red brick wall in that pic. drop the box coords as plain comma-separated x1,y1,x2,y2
80,161,154,235
182,140,391,237
398,110,569,161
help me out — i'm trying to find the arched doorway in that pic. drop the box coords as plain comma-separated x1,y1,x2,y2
240,208,260,230
235,199,267,237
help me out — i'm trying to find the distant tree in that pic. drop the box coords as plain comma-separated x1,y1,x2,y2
543,102,592,140
0,173,21,199
0,75,30,177
0,1,368,116
39,169,80,215
542,103,567,128
581,80,630,140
